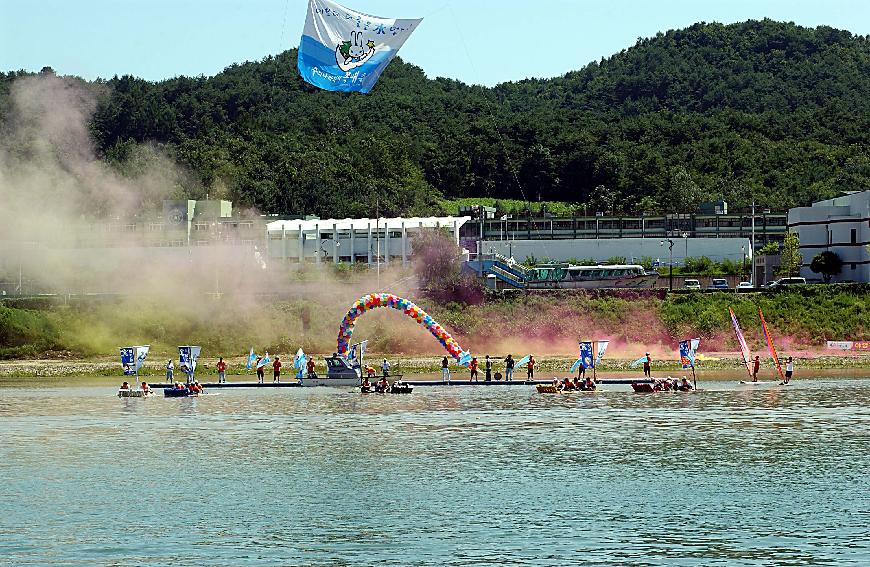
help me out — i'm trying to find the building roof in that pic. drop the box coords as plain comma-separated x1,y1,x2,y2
266,216,470,233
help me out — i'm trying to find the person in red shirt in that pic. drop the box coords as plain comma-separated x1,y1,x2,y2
216,357,227,384
469,357,478,381
306,357,316,379
752,356,760,382
273,357,282,383
527,355,535,380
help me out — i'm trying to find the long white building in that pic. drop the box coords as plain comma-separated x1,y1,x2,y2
265,216,470,265
788,190,870,282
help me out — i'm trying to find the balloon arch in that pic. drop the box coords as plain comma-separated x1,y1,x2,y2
337,293,467,362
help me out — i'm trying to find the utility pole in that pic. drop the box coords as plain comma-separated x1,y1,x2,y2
750,200,755,287
376,198,380,291
661,238,674,290
478,205,484,277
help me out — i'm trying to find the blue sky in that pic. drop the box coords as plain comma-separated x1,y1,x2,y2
2,0,869,85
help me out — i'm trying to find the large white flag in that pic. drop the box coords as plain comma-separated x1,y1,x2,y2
297,0,422,93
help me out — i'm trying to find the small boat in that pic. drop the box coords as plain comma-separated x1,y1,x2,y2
631,383,656,393
388,383,413,394
163,387,201,398
118,389,152,398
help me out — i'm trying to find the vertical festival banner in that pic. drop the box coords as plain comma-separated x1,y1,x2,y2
179,346,202,381
297,0,422,93
594,340,610,366
579,342,594,369
135,345,150,371
679,338,700,369
120,347,137,376
679,340,692,368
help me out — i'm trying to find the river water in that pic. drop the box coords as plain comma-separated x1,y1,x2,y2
1,378,868,566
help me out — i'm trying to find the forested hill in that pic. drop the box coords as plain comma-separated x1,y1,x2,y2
5,19,870,218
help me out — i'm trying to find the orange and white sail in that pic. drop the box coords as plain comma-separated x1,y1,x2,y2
759,308,785,382
729,308,753,379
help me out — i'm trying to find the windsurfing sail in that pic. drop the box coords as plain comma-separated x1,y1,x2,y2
729,308,753,379
297,0,422,93
759,309,786,382
257,352,271,369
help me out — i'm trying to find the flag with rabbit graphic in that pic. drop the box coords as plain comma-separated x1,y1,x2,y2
297,0,422,93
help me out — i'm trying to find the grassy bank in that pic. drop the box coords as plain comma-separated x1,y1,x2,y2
1,285,868,366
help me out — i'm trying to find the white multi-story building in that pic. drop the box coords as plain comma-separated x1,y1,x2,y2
265,216,470,265
788,190,870,282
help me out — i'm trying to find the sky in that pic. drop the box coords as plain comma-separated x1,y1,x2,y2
2,0,869,86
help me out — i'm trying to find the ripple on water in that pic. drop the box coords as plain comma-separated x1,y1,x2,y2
0,379,868,566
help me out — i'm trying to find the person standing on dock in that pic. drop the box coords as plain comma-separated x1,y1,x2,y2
752,355,760,382
273,357,282,383
306,357,316,379
382,358,390,377
577,360,586,381
470,357,478,381
256,357,264,383
527,355,535,381
216,357,227,384
504,354,514,382
441,356,450,383
165,359,173,383
484,355,492,382
643,353,652,379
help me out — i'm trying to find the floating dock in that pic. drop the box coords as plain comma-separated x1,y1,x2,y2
148,378,651,389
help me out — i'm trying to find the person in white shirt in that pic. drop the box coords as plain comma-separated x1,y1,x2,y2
783,357,794,384
382,358,390,377
165,360,174,382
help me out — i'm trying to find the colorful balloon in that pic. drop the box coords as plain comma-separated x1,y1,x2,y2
336,293,469,362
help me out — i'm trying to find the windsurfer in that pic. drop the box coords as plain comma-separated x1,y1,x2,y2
752,356,760,382
783,357,794,384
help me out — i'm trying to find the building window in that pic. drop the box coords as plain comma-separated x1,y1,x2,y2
194,222,209,231
851,229,857,244
851,263,857,270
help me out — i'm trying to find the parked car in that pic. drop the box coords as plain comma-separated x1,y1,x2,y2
736,281,754,291
683,279,701,290
708,278,730,290
768,277,807,288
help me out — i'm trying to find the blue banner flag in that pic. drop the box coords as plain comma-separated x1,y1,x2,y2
579,342,594,369
297,0,422,93
257,353,271,369
680,338,701,369
120,347,137,376
246,348,257,370
179,346,202,378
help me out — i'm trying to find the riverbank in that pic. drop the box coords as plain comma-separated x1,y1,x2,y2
3,285,869,361
2,352,869,380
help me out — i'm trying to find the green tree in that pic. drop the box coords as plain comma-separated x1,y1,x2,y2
668,166,704,213
810,251,843,283
778,232,803,277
